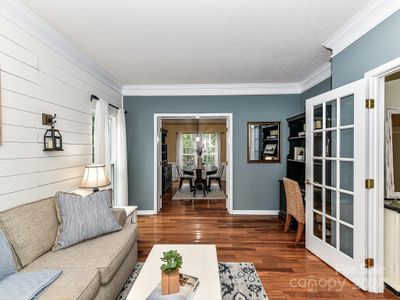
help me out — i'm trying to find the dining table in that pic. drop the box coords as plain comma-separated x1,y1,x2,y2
183,165,218,176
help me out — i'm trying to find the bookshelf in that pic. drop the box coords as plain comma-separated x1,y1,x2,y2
279,113,306,222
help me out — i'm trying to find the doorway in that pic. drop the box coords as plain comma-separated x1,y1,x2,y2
153,113,233,214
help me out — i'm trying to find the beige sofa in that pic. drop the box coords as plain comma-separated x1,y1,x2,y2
0,197,138,300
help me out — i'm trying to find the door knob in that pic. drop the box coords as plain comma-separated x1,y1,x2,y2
305,179,311,185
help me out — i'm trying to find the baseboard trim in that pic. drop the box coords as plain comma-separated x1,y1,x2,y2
231,210,279,215
137,210,155,215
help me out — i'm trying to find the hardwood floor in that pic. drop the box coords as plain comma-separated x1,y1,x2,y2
137,182,397,299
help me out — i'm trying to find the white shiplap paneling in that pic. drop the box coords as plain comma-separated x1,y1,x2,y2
0,14,121,211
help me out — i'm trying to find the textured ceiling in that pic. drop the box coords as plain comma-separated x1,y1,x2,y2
20,0,370,85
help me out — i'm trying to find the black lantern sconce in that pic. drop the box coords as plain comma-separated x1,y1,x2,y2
43,113,63,151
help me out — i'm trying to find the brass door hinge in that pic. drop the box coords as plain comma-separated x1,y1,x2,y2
366,99,375,109
365,179,375,189
365,258,374,268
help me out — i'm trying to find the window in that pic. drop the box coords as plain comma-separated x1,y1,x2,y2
181,133,218,168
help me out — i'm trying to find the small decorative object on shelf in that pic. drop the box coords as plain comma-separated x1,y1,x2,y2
160,250,183,295
43,113,63,151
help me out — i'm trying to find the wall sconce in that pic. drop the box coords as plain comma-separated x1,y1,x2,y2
43,113,63,151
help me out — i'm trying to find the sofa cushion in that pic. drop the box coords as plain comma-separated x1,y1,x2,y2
28,223,137,285
53,190,121,251
22,267,100,300
0,197,59,267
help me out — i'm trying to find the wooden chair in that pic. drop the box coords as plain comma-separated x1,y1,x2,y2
283,177,305,245
176,166,193,191
208,166,224,191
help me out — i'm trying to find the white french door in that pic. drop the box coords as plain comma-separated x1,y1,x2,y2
305,79,368,290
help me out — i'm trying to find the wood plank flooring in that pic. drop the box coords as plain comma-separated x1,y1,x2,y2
137,183,397,299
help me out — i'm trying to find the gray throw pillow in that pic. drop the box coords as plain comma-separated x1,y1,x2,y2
0,230,17,282
53,190,121,251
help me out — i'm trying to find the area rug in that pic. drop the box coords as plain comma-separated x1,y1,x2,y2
117,262,268,300
172,183,227,200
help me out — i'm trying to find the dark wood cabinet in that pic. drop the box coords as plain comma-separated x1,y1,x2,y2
279,113,306,222
161,129,172,194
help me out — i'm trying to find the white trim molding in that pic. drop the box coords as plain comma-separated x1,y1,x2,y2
231,210,279,215
122,64,332,96
137,210,155,215
122,83,301,96
300,63,331,93
0,0,122,93
323,0,400,57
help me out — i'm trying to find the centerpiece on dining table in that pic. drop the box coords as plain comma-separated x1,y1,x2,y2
196,141,206,169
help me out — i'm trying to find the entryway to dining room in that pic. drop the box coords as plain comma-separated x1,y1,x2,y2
153,113,233,214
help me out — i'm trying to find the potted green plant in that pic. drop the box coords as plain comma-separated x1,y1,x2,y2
160,250,183,295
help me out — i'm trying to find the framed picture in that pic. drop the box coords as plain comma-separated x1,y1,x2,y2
263,143,277,155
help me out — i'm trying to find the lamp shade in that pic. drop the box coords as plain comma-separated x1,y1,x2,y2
80,164,111,188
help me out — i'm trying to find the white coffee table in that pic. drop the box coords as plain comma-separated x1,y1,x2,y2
127,244,221,300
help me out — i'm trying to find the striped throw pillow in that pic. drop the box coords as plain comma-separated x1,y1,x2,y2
53,190,121,251
0,230,17,281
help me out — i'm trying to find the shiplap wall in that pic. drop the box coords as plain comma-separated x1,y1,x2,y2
0,14,121,211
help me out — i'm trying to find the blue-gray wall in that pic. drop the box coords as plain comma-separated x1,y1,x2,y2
124,95,303,211
301,77,332,104
332,10,400,88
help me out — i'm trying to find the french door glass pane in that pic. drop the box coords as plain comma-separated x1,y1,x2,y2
340,224,354,258
314,105,323,130
326,100,337,128
313,133,323,157
340,193,354,225
313,160,322,184
340,161,354,191
325,189,336,217
325,217,337,248
313,212,323,239
313,187,323,212
340,95,354,126
325,160,337,187
326,131,337,157
340,129,354,158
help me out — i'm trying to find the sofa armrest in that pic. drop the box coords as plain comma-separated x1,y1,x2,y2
112,208,127,227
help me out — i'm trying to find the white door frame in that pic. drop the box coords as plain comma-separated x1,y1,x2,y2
153,112,234,214
364,57,400,293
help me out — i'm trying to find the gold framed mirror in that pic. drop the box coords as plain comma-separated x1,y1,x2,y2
247,122,281,163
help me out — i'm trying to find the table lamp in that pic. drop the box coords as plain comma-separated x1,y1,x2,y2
80,164,111,192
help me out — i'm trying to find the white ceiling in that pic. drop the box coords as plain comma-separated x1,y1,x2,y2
20,0,370,85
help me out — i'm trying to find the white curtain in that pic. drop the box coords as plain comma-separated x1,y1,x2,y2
116,108,128,206
176,132,184,168
215,132,221,167
94,99,110,178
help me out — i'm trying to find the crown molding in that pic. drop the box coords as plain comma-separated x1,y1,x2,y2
0,0,122,93
122,82,302,96
323,0,400,57
122,63,332,96
300,62,331,93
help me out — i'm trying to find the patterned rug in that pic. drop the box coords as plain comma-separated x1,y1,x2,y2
172,183,227,200
117,262,268,300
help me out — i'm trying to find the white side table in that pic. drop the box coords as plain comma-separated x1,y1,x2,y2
114,206,138,224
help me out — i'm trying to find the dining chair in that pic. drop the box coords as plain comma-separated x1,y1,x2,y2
176,166,193,191
282,177,305,245
193,169,207,197
208,166,224,191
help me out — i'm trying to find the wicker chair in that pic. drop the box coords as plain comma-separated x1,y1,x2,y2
176,166,193,191
283,177,305,245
